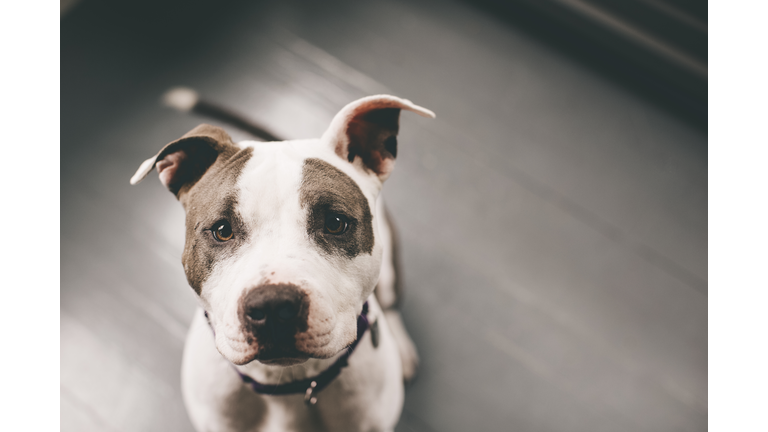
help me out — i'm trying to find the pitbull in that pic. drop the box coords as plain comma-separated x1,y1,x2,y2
130,95,434,431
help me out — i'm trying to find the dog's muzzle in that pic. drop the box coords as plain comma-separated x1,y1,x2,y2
237,283,310,359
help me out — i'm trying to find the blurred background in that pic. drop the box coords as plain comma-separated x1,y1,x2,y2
60,0,707,431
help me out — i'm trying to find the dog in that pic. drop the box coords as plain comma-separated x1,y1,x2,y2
130,94,434,431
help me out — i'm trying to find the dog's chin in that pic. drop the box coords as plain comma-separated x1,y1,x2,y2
226,349,313,366
217,334,341,366
257,357,309,366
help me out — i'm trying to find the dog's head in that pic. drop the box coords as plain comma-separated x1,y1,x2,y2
131,95,433,366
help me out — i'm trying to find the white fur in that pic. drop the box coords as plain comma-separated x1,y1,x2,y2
130,154,157,185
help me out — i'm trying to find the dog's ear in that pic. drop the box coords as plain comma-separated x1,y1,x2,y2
130,124,237,196
321,95,435,181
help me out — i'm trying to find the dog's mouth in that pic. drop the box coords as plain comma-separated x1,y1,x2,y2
219,327,337,366
230,345,313,366
257,357,310,366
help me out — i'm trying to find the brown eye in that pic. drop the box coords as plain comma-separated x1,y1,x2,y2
324,214,348,235
213,221,234,242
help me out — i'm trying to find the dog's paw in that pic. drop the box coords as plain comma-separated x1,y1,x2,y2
383,309,420,386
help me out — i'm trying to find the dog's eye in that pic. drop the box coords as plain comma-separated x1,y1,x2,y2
324,213,348,235
212,220,234,242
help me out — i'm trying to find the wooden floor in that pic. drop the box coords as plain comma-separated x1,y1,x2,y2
61,0,707,431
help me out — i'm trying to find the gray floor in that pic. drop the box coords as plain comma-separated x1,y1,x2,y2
61,0,707,431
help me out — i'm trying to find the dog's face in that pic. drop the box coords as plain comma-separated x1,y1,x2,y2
132,95,433,366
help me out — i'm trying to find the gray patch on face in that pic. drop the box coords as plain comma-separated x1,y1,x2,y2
299,158,374,259
180,146,254,294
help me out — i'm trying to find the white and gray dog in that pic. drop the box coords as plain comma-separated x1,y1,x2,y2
131,93,434,431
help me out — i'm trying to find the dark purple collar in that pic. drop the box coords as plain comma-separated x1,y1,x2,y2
205,301,371,405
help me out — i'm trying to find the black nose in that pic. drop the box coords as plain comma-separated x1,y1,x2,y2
246,301,297,322
239,283,309,350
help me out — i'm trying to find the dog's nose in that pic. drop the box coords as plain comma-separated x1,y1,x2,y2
239,283,309,348
246,301,297,322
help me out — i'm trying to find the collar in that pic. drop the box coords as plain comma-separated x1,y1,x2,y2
205,301,372,405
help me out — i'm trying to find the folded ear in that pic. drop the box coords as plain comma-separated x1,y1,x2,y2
321,95,435,181
130,124,237,196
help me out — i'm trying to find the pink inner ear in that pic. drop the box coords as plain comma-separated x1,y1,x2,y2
156,151,187,189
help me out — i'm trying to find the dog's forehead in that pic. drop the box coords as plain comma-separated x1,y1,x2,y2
235,139,380,211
